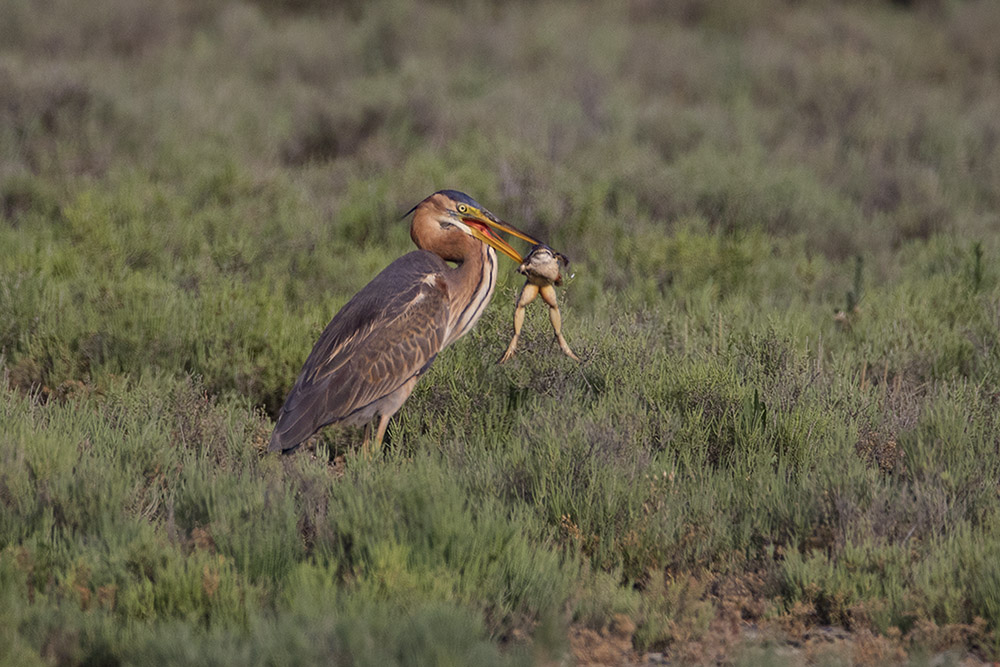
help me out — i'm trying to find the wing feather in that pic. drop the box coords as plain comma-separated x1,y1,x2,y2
268,251,450,452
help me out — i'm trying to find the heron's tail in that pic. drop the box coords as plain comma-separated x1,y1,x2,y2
267,424,302,454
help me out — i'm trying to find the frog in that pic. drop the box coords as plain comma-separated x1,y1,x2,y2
499,244,581,363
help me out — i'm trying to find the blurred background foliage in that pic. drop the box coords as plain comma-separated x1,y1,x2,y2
3,0,1000,663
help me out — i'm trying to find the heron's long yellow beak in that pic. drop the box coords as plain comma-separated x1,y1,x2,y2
461,208,541,263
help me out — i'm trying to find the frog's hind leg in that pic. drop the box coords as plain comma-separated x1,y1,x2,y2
540,284,581,362
499,283,539,363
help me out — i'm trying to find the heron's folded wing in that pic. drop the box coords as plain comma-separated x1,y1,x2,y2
268,252,450,452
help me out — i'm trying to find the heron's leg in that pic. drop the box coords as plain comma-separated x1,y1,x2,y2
374,413,391,451
361,422,373,459
360,415,391,459
499,283,539,363
540,284,581,362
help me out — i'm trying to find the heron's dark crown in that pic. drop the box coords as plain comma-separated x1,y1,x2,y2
402,190,489,221
436,189,482,209
400,190,483,219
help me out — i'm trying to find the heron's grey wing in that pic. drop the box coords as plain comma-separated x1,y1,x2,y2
268,252,450,453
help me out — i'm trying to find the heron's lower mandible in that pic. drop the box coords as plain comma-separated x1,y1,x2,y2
499,244,581,364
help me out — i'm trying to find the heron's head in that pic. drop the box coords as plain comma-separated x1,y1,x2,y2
407,190,539,263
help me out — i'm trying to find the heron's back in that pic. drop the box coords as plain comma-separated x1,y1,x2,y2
268,251,451,453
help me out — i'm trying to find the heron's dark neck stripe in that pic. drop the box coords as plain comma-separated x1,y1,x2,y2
466,245,497,327
450,244,496,344
453,245,495,338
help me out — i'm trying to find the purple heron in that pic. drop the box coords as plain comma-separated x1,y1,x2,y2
268,190,539,454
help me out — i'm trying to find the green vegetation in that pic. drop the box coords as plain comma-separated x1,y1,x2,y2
3,0,1000,663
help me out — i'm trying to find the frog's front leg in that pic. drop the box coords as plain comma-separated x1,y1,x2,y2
499,282,540,364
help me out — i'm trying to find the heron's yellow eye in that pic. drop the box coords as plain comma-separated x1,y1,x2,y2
457,204,468,214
